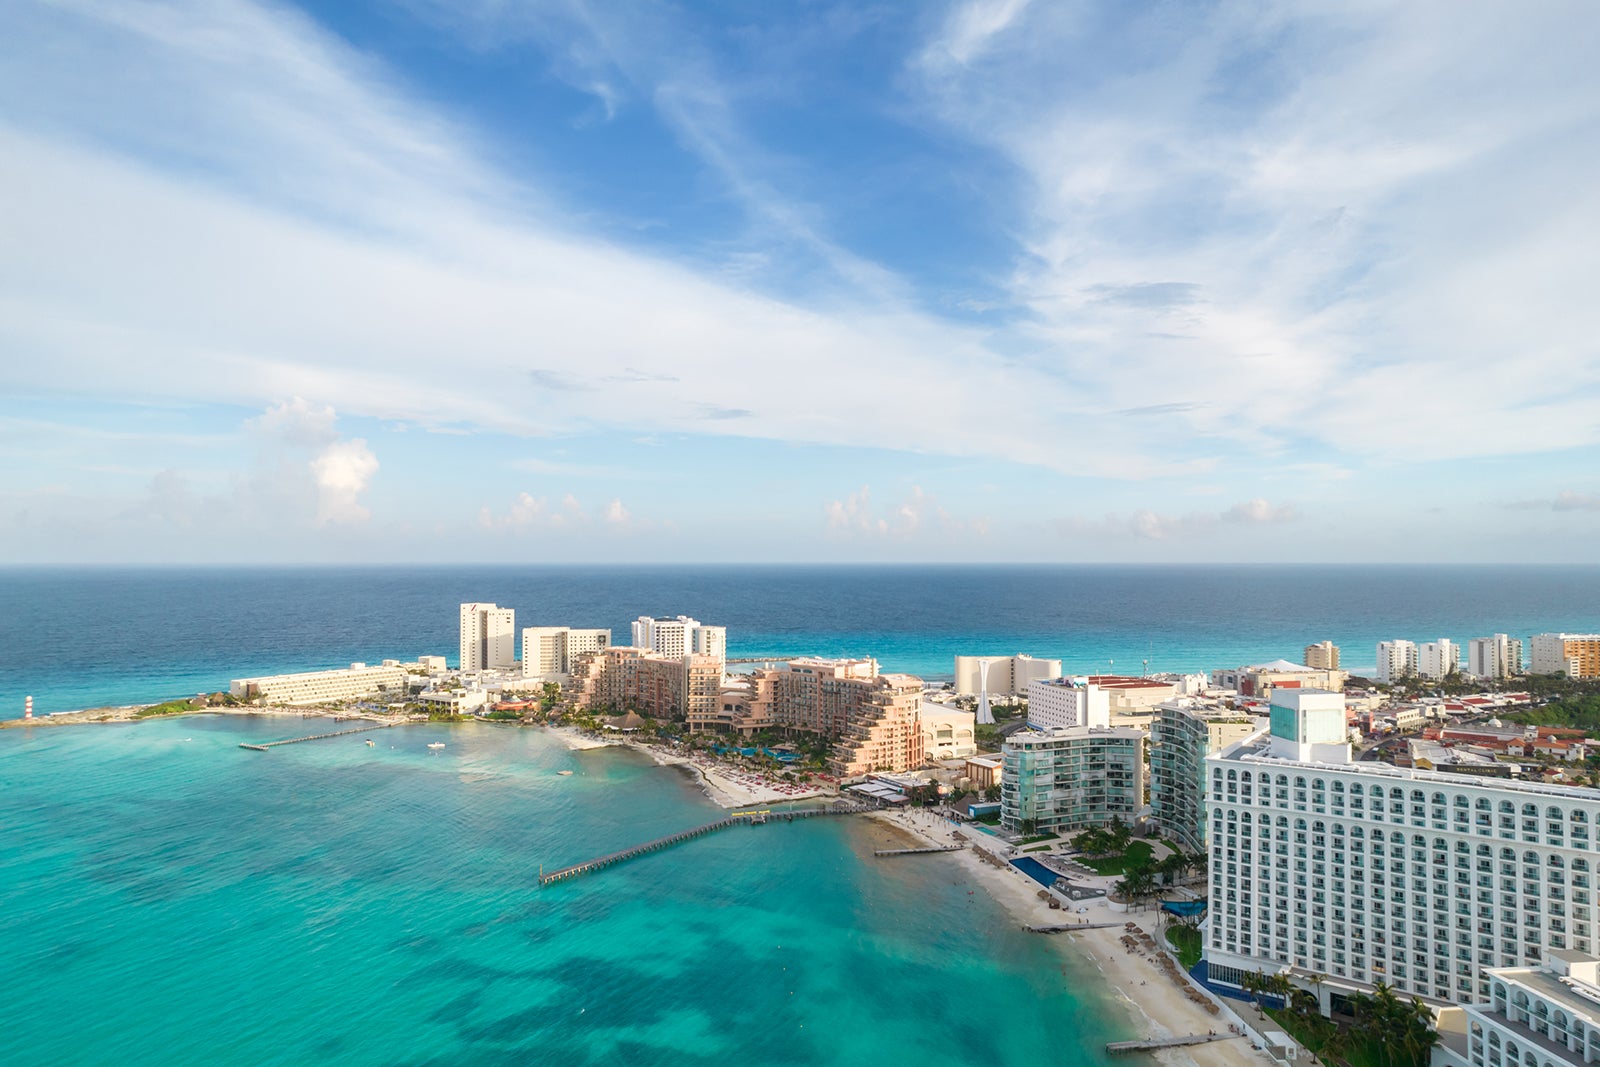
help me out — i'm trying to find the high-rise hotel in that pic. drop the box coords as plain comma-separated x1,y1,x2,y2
1206,687,1600,1010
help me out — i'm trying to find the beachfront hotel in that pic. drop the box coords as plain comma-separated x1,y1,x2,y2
1211,659,1349,699
229,661,415,704
1150,700,1260,853
999,726,1145,835
1435,949,1600,1067
1205,687,1600,1011
952,653,1061,697
460,603,516,671
521,626,611,681
566,646,723,728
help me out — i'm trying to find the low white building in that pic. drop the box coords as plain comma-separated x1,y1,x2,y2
230,663,409,704
1436,949,1600,1067
415,688,489,714
953,653,1061,697
919,705,977,761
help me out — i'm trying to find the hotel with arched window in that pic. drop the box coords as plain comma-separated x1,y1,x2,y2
1205,687,1600,1020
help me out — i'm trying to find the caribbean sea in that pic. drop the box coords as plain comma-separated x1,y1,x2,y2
0,717,1128,1066
3,564,1600,716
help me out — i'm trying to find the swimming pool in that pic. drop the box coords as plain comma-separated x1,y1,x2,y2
1010,856,1061,888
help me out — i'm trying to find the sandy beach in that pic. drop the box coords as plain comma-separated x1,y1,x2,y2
546,726,832,807
867,808,1277,1067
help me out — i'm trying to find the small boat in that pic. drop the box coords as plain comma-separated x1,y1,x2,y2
428,742,446,750
365,739,375,747
557,770,574,776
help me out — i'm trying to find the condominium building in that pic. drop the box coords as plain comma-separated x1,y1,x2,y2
1000,726,1145,835
1205,686,1600,1010
719,669,780,736
1469,635,1524,681
630,616,726,662
1026,677,1110,731
1151,700,1260,853
1438,950,1600,1067
230,662,409,704
1532,635,1600,679
1376,639,1420,684
566,646,723,727
953,653,1062,697
831,674,925,777
1304,642,1341,671
772,657,881,736
460,603,516,671
521,626,611,680
1421,639,1463,681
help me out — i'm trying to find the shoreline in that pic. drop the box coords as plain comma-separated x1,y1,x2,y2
866,808,1273,1067
546,725,836,809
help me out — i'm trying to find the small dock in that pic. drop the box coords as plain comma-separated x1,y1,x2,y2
540,806,864,886
1106,1034,1239,1055
238,721,397,751
1026,921,1127,933
874,845,966,857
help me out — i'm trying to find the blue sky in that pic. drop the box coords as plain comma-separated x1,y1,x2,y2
3,0,1598,563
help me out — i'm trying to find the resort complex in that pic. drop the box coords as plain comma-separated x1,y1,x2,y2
202,611,1600,1066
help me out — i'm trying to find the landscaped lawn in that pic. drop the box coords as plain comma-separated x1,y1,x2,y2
1164,924,1202,969
1079,839,1154,875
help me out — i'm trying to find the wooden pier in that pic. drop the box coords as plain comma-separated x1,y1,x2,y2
539,806,865,886
238,721,398,751
1025,921,1127,933
874,845,966,857
1106,1034,1239,1055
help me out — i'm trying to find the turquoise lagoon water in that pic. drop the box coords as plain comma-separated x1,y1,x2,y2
0,717,1132,1066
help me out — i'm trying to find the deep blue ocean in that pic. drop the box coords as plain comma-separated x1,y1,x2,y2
4,565,1600,717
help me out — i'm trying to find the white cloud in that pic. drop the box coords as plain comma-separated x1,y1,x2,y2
825,484,988,540
1553,492,1600,512
908,1,1600,465
1061,499,1298,541
478,491,641,533
309,438,379,525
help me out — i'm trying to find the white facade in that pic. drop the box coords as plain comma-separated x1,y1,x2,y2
460,603,516,671
1469,636,1525,681
521,626,611,679
1026,677,1110,731
920,705,977,761
230,663,408,704
953,654,1062,697
1377,639,1420,684
1421,639,1463,681
1533,635,1600,679
1206,688,1600,1009
631,616,725,662
1441,950,1600,1067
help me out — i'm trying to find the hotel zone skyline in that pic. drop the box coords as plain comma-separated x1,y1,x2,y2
2,1,1598,565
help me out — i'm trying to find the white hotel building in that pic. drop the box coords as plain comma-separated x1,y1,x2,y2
1439,950,1600,1067
630,616,726,662
1206,687,1600,1010
1026,676,1110,731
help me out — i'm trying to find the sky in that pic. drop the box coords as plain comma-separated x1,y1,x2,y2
2,0,1598,564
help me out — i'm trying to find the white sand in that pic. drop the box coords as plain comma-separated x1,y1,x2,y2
869,809,1276,1067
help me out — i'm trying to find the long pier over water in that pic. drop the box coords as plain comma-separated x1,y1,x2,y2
539,806,863,886
239,721,399,751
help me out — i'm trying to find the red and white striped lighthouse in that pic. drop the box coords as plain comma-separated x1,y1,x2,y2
24,696,33,719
